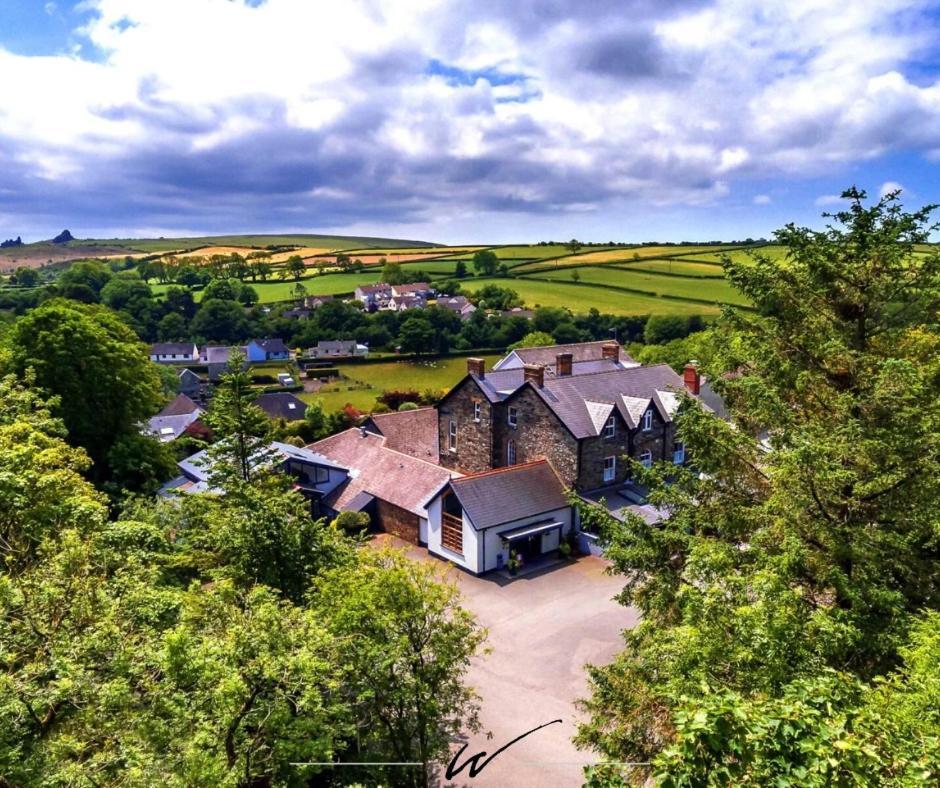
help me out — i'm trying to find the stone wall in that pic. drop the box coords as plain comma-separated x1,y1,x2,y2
492,386,579,486
375,498,420,544
437,378,493,473
577,410,633,490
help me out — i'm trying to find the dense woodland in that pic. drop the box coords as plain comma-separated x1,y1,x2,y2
0,189,937,786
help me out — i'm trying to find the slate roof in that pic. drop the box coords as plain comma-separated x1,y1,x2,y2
253,392,307,421
252,338,289,354
159,393,202,417
150,342,197,356
356,283,393,296
362,407,439,463
467,364,693,438
316,340,358,354
204,345,241,364
447,460,569,530
392,282,431,295
495,340,638,370
309,429,455,517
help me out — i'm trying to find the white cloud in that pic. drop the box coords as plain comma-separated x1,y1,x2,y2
878,180,906,198
815,194,845,206
753,194,772,205
0,0,938,238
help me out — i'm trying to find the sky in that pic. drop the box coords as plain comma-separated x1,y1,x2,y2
1,0,939,244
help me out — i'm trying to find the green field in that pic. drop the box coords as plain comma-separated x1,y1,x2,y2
70,234,435,254
466,277,721,316
300,354,503,412
153,270,381,303
610,259,725,277
675,245,788,264
526,266,750,306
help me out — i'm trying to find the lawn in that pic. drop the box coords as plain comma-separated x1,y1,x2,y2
465,277,721,316
152,270,381,303
676,245,788,264
300,353,503,412
527,266,750,306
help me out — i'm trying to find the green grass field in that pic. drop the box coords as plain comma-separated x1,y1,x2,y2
71,234,434,254
675,245,788,264
526,266,750,306
611,259,725,277
153,270,381,303
466,277,721,316
300,354,503,412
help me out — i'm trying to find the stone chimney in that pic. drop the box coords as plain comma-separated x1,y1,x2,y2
683,361,701,395
556,352,573,377
602,342,620,362
467,357,485,379
523,364,545,388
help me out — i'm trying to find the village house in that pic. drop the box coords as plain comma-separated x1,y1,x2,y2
308,427,455,543
145,393,205,442
425,460,573,575
436,295,477,320
203,345,246,381
246,338,290,363
303,294,334,309
436,342,701,491
177,368,204,400
149,342,200,364
308,340,368,359
387,294,425,312
354,283,393,309
493,339,639,373
390,282,432,298
253,392,307,421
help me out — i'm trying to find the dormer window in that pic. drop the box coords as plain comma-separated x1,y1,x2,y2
642,409,653,431
604,415,616,438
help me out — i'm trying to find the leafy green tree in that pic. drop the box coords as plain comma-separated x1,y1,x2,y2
286,255,306,281
100,272,153,311
398,314,437,354
508,330,555,349
313,549,486,786
575,188,940,784
57,260,112,299
7,299,164,482
237,283,259,306
454,259,468,278
157,311,188,341
643,313,689,344
190,298,250,342
202,277,241,302
105,431,177,497
13,267,39,287
471,249,499,276
381,260,405,285
469,283,521,310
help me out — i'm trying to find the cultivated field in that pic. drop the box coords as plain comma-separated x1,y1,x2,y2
300,353,503,412
152,270,381,303
527,266,751,305
465,277,722,316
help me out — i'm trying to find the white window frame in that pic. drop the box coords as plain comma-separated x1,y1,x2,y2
640,449,653,468
673,441,685,465
642,409,653,431
448,420,457,452
603,456,616,482
473,402,481,423
604,415,616,439
507,406,518,428
507,439,516,466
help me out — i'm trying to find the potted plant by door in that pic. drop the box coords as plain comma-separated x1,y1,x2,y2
508,550,520,576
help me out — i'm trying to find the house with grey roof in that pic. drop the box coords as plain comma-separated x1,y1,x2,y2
436,295,477,320
145,393,205,442
437,345,705,491
246,338,290,362
253,392,307,421
308,340,368,359
425,460,573,575
150,342,200,364
493,340,639,373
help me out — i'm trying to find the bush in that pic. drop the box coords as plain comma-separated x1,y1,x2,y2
378,389,422,410
333,510,370,534
398,402,419,411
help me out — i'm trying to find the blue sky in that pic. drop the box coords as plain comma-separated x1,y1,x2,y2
1,0,939,243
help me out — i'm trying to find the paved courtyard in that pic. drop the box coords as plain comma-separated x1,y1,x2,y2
373,536,638,787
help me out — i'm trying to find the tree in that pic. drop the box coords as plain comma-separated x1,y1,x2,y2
471,249,499,276
454,259,468,278
237,284,259,306
508,330,556,350
381,260,405,285
643,313,691,344
398,314,437,354
469,284,521,310
565,238,582,255
7,299,164,483
575,189,940,784
286,255,306,281
202,277,241,302
157,311,188,341
570,269,581,283
13,266,39,287
100,272,153,311
204,355,273,483
190,298,250,342
313,549,486,786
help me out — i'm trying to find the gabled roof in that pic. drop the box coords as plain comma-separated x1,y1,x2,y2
251,337,289,354
158,393,202,417
356,283,393,295
469,364,691,438
446,460,569,530
362,407,439,463
178,368,201,384
316,339,358,351
493,340,638,370
392,282,431,294
309,429,454,517
253,392,307,421
150,342,197,356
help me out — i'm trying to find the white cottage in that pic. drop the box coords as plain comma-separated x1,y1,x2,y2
426,460,574,575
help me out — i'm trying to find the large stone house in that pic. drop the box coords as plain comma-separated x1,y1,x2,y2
436,342,700,491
